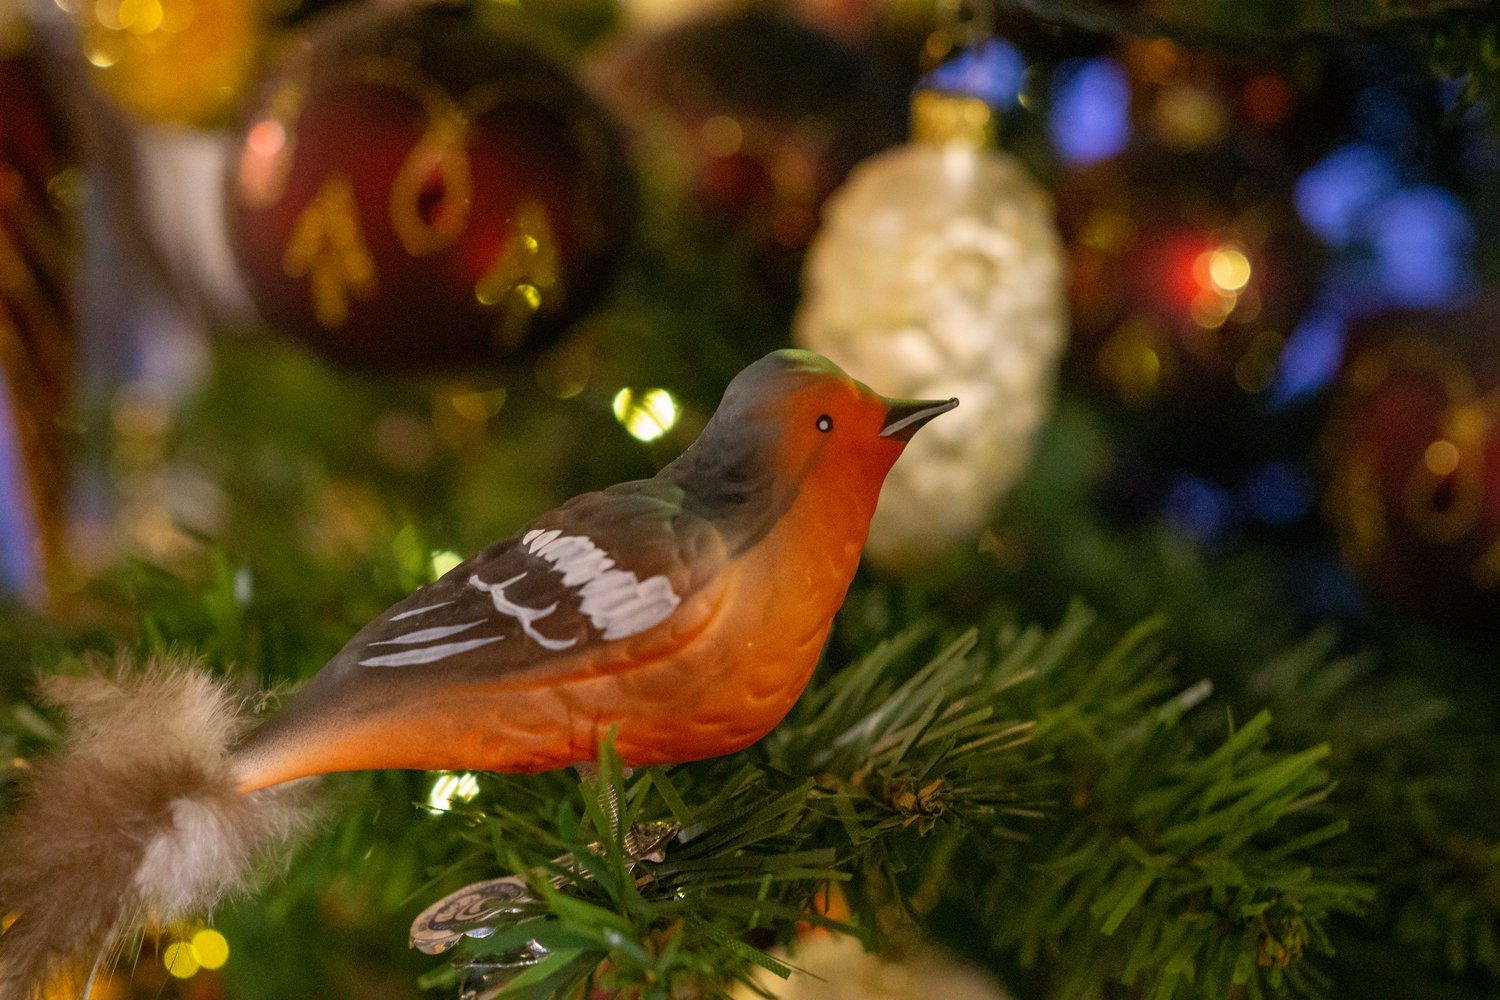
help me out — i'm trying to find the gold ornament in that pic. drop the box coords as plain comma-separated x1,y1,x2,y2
910,89,996,148
795,91,1068,571
476,200,561,349
75,0,262,127
1325,337,1500,594
389,118,473,258
0,50,74,605
282,177,377,330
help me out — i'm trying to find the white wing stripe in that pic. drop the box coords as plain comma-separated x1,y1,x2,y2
522,531,680,641
469,573,578,651
372,620,484,646
525,529,561,552
389,601,454,621
359,636,504,667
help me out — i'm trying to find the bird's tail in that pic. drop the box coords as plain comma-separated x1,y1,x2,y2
0,656,319,998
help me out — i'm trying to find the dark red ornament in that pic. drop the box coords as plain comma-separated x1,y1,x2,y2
1323,295,1500,625
0,46,74,604
227,3,633,370
595,8,904,294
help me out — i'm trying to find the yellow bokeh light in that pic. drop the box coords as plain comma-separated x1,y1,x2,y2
163,941,200,978
84,44,119,67
127,0,165,36
114,0,139,29
1189,288,1235,329
1097,323,1164,407
534,343,591,401
190,928,230,970
701,115,743,157
514,284,542,311
429,550,462,578
612,388,679,443
427,772,481,812
1153,84,1228,150
1424,440,1461,476
448,387,506,422
94,0,122,28
1207,246,1252,293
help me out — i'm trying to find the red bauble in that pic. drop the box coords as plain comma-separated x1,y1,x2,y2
227,4,633,370
0,48,74,603
1323,295,1500,624
595,8,904,293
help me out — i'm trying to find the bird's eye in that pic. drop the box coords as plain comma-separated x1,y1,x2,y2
816,414,833,433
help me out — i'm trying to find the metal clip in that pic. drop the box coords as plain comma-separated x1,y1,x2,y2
410,819,681,999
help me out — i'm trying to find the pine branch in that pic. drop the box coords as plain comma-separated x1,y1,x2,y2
412,626,1042,997
995,397,1500,993
395,605,1364,1000
952,612,1369,1000
1247,634,1500,982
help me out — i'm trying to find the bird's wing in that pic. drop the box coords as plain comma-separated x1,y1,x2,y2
334,479,730,679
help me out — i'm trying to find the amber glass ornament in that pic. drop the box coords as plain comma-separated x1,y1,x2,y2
73,0,262,127
228,3,633,370
1323,296,1500,624
0,49,74,603
595,8,903,293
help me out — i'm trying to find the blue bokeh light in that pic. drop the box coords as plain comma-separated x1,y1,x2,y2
1294,143,1398,246
1164,475,1234,543
0,375,41,598
1272,309,1349,405
925,39,1027,109
1366,185,1476,307
1049,58,1131,166
1290,129,1479,380
1245,463,1316,525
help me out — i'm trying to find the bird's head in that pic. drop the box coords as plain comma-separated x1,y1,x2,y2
666,350,957,536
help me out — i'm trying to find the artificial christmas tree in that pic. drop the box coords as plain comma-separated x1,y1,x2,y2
1,1,1499,999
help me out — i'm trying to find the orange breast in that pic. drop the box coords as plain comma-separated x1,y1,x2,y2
451,501,864,771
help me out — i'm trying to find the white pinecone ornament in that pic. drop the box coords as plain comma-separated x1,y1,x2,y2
795,91,1067,570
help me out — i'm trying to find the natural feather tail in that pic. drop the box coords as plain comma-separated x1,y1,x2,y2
0,656,319,998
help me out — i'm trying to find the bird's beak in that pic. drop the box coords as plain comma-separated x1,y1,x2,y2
880,396,959,441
